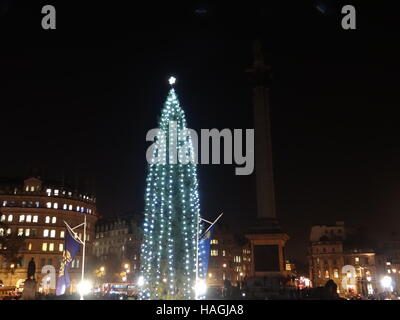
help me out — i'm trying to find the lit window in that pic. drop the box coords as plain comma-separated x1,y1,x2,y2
28,243,32,251
77,206,80,212
45,216,50,223
30,186,35,192
43,229,49,237
211,239,218,244
50,230,56,238
46,189,52,196
52,217,57,224
334,269,339,278
49,243,54,251
6,228,11,235
33,216,38,223
0,215,5,221
60,231,65,238
25,229,30,237
69,204,73,211
68,191,72,197
35,201,40,208
355,257,360,263
63,204,67,210
54,190,59,196
46,202,52,208
18,228,24,236
0,228,4,236
25,186,29,192
211,250,218,256
7,215,13,222
53,203,58,209
42,243,48,251
19,215,25,222
81,207,84,212
76,258,80,268
325,270,330,278
59,243,64,252
26,215,32,223
2,201,7,206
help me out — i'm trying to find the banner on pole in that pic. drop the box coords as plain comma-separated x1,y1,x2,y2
56,226,81,296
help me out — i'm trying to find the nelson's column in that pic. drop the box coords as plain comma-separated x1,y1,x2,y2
246,40,289,294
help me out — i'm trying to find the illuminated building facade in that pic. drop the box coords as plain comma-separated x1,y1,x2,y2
206,225,251,288
93,214,142,280
0,176,98,292
308,222,378,297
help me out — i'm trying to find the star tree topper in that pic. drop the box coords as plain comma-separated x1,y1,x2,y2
168,76,176,85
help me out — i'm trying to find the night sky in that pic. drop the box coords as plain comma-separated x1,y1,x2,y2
1,1,399,264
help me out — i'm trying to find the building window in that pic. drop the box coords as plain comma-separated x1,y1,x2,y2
0,215,5,221
35,201,40,208
211,239,218,244
26,215,32,223
234,256,241,263
49,243,54,251
52,217,56,224
33,216,38,223
77,206,80,212
59,243,64,252
18,228,24,236
69,204,73,211
211,250,218,256
333,268,339,278
46,188,52,196
45,216,50,224
53,203,58,209
222,250,226,257
63,204,67,210
0,228,4,236
2,201,7,207
60,231,65,238
325,270,330,278
25,229,30,237
50,230,56,238
7,215,13,222
46,202,52,209
30,186,35,192
42,243,48,251
54,189,59,196
19,215,25,222
43,229,49,237
6,228,11,235
355,257,360,263
28,243,32,251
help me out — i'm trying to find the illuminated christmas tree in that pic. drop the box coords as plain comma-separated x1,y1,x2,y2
139,77,201,300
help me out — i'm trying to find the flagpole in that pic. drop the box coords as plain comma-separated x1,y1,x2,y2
80,215,87,300
195,212,200,300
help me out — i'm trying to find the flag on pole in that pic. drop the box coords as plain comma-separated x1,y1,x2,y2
56,224,82,296
199,225,215,280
